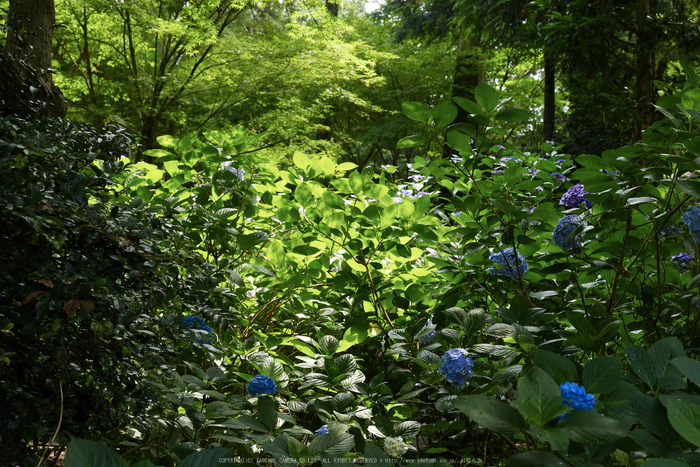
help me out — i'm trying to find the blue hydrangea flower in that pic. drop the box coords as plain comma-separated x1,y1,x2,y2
384,436,409,458
316,424,329,436
438,348,473,389
501,156,520,162
682,206,700,241
672,251,692,264
418,319,438,344
488,248,528,280
552,215,583,252
221,161,245,181
247,374,277,397
560,184,593,209
181,315,213,344
556,382,595,420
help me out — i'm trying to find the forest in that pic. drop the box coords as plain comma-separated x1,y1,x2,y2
2,0,700,465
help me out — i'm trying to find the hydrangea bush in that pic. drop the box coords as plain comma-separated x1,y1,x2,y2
8,78,700,466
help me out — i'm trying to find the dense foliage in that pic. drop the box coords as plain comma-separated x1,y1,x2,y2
3,1,700,466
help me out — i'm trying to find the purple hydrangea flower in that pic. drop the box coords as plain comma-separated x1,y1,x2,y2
536,186,543,192
488,248,528,280
661,225,681,235
672,251,692,264
316,424,329,435
560,184,593,209
552,215,583,252
682,206,700,241
492,170,505,175
181,315,213,344
247,374,277,397
501,156,521,162
418,319,438,344
438,348,473,389
556,382,595,420
550,172,568,182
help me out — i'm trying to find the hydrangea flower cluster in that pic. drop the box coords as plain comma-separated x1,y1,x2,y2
383,436,408,458
221,161,245,182
418,319,438,344
247,374,277,397
560,184,593,209
672,251,692,264
438,348,473,389
682,206,700,241
557,382,595,420
181,315,213,344
488,248,528,280
661,225,681,235
552,215,583,252
316,424,329,436
550,172,568,182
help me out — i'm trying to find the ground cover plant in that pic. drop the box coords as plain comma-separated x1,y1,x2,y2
3,65,700,466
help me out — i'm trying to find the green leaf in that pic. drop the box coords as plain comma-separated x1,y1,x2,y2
649,337,686,391
557,410,628,444
642,459,694,467
512,367,568,427
180,448,233,467
533,350,579,385
430,101,458,129
322,191,345,210
625,344,656,388
318,335,340,355
494,108,532,123
582,357,622,394
293,151,310,171
337,325,370,352
530,424,569,452
676,180,700,198
474,83,500,113
452,96,483,115
681,88,700,112
397,199,415,220
257,396,279,431
349,171,364,195
308,433,354,456
65,438,129,467
667,398,700,447
671,357,700,386
287,435,310,460
505,451,571,467
397,135,430,148
401,101,430,122
454,395,527,434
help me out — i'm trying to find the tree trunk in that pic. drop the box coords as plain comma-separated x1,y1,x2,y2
5,0,67,117
325,0,339,17
635,0,657,140
452,35,482,124
543,52,555,142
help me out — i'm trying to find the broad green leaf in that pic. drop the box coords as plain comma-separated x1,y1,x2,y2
349,171,364,195
512,367,568,427
397,199,415,220
643,459,694,467
671,357,700,386
649,337,686,391
287,436,310,460
257,396,278,431
180,448,234,467
318,335,340,355
64,438,129,467
293,151,310,171
474,83,500,113
308,433,354,456
322,191,345,210
337,325,370,352
582,357,622,394
295,182,313,207
397,135,430,148
401,101,430,122
454,395,527,434
530,424,569,452
533,350,578,384
676,180,700,198
430,101,458,129
625,344,656,388
494,108,532,123
681,88,700,112
557,410,628,443
266,239,285,269
667,398,700,447
452,96,483,115
505,451,571,467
